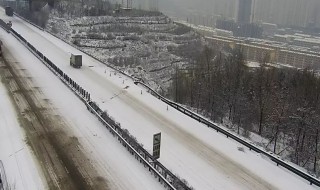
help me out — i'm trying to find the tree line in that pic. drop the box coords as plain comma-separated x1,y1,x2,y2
170,46,320,175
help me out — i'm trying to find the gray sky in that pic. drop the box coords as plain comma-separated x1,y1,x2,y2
131,0,222,18
124,0,320,27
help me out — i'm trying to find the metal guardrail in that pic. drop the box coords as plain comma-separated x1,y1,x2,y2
0,160,8,190
86,100,191,190
86,102,186,190
134,81,320,187
13,13,44,31
0,19,10,33
10,14,320,187
6,25,191,190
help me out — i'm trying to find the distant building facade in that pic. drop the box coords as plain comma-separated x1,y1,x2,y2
206,35,320,69
261,22,278,37
237,0,252,23
216,19,262,38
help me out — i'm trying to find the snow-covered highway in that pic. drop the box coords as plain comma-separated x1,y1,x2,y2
0,62,47,190
1,9,319,190
0,10,164,190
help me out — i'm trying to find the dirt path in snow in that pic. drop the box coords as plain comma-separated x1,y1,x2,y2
0,48,110,190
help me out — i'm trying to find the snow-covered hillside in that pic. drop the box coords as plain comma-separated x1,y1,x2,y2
46,11,202,94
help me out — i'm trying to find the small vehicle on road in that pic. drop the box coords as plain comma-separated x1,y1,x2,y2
70,54,82,68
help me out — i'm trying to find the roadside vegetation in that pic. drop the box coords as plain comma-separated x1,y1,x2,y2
171,46,320,176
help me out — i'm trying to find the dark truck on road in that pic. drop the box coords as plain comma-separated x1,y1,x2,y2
5,6,13,16
70,54,82,68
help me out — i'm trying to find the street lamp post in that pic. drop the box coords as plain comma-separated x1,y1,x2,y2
170,60,182,102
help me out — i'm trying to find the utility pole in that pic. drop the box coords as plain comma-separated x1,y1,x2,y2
175,62,178,102
171,60,182,102
29,0,32,11
251,0,256,23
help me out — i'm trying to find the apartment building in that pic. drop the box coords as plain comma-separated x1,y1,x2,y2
206,35,320,69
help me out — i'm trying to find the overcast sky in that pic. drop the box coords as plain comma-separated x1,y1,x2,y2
112,0,320,27
130,0,221,19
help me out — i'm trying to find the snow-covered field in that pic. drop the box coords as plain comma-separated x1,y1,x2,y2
0,65,46,190
2,9,320,190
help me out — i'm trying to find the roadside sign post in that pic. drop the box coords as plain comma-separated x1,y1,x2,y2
153,133,161,159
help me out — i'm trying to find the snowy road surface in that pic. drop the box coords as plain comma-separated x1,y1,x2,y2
2,9,319,190
0,11,165,190
0,62,46,190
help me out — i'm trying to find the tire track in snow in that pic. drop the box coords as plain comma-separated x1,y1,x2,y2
0,48,111,190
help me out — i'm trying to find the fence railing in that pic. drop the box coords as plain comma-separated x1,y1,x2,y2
0,19,11,33
0,160,8,190
5,23,191,190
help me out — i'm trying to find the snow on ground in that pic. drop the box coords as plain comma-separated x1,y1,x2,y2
0,70,47,190
5,11,320,190
0,12,164,190
246,61,261,68
46,13,196,92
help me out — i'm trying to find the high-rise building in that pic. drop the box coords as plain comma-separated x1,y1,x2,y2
237,0,252,23
148,0,158,11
